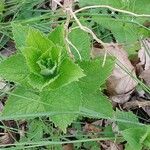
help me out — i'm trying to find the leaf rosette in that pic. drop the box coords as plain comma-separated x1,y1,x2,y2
0,24,116,132
0,25,85,91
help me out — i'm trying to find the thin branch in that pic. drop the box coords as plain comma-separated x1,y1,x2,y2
123,100,150,109
66,38,82,60
51,0,106,47
52,0,108,64
68,8,108,65
51,0,63,8
69,8,106,46
75,5,150,17
64,12,74,59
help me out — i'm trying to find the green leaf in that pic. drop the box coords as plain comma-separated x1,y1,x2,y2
81,92,114,118
28,73,59,91
15,0,42,20
21,47,41,74
122,127,146,150
18,26,84,90
79,0,150,14
27,119,44,141
12,24,30,49
78,58,115,93
125,144,133,150
47,58,85,89
48,25,65,46
26,27,54,52
78,59,114,118
125,0,150,14
2,86,44,117
0,0,4,13
51,45,62,63
93,16,140,44
123,126,150,150
124,42,141,56
79,0,122,8
0,54,29,83
104,125,114,138
115,109,139,131
143,127,150,148
41,82,82,132
69,28,91,60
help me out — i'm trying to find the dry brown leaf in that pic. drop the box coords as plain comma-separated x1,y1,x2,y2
139,39,150,90
93,43,137,103
63,0,74,8
51,0,62,11
0,78,10,97
51,0,74,10
138,39,150,115
0,101,3,112
143,106,150,117
0,133,13,145
63,144,74,150
138,39,150,70
140,69,150,86
0,41,16,57
101,141,123,150
0,77,6,89
110,90,134,104
109,143,123,150
83,123,102,133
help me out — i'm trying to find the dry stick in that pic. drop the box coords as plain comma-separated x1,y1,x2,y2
52,0,108,65
53,1,150,67
52,1,150,100
123,100,150,109
65,10,82,60
51,0,63,8
66,38,82,60
52,0,82,60
68,8,108,66
69,8,106,46
74,5,150,17
64,13,74,59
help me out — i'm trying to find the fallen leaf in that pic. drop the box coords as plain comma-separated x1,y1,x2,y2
0,121,18,145
143,106,150,117
63,0,74,8
0,78,7,91
83,122,102,133
0,78,10,96
109,142,123,150
93,43,137,103
138,39,150,115
0,133,13,145
63,144,74,150
101,141,123,150
51,0,62,11
110,90,134,104
138,39,150,70
51,0,75,10
0,101,3,112
140,69,150,86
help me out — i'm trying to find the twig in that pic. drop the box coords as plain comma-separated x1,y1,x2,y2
69,8,106,46
66,38,82,60
52,0,106,47
68,8,108,65
75,5,150,18
51,0,108,65
64,13,74,59
51,0,63,8
123,100,150,109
